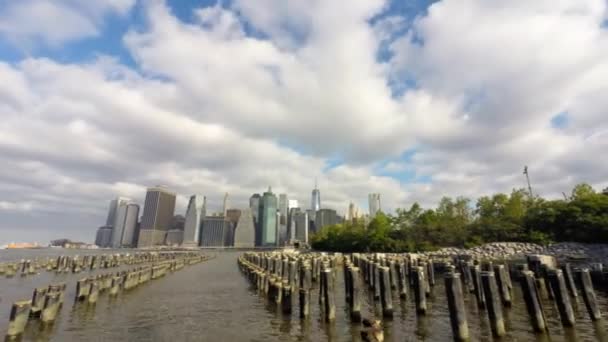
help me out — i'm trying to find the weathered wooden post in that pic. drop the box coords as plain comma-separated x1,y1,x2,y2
41,292,61,324
576,268,602,321
561,263,578,300
282,283,292,314
427,259,435,287
349,266,362,322
412,266,427,315
30,287,48,317
481,271,505,337
110,276,122,295
373,263,381,300
493,264,512,307
299,266,311,318
445,272,469,341
389,260,398,290
397,261,408,299
379,266,394,318
88,281,100,304
470,264,485,309
547,269,575,327
76,278,90,301
322,268,336,321
6,301,32,338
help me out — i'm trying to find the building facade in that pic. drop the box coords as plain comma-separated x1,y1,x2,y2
294,210,309,243
200,216,232,247
369,193,381,217
316,208,338,231
137,186,177,248
259,187,278,246
233,208,255,248
249,194,261,246
182,195,205,247
105,197,130,227
311,187,321,212
95,226,113,247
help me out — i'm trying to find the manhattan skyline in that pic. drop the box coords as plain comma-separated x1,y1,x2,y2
1,0,608,245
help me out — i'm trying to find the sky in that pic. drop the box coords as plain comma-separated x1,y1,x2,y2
0,0,607,245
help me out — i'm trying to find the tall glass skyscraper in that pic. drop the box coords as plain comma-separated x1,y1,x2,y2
311,181,321,211
260,187,278,246
182,194,205,247
249,194,261,246
137,186,176,247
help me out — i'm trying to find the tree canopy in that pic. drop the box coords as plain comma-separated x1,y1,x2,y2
310,183,608,252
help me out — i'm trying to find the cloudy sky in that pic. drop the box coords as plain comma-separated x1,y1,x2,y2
1,0,607,245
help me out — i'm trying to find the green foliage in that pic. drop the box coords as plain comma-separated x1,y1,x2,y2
311,183,608,252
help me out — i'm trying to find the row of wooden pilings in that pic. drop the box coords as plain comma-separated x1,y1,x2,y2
4,252,210,340
0,252,180,279
239,251,606,341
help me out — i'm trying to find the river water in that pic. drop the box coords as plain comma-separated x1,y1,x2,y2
1,249,607,341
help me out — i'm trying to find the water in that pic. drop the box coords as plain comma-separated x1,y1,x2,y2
1,250,607,341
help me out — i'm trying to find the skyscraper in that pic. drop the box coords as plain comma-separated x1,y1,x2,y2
278,194,288,245
311,180,321,211
249,194,261,246
95,226,113,247
234,208,255,248
137,186,176,248
294,210,309,243
316,208,338,231
369,193,381,217
111,203,139,248
260,187,278,246
183,195,205,247
106,197,130,227
200,216,232,247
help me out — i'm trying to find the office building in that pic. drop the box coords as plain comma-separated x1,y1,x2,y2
260,187,278,246
234,208,255,248
316,208,338,231
278,194,288,245
346,202,363,222
111,203,139,248
311,181,321,211
95,226,113,248
183,195,205,247
288,207,299,242
226,209,241,227
249,194,261,246
307,209,317,233
105,197,130,227
166,229,184,246
200,216,232,247
137,186,176,248
369,193,381,217
294,210,309,243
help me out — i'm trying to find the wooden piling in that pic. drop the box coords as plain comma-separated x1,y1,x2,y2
547,269,575,327
576,268,602,321
379,266,394,318
493,264,512,307
349,267,362,322
6,301,32,338
445,272,469,341
41,292,61,324
481,271,505,337
412,266,427,315
321,268,335,321
470,265,485,309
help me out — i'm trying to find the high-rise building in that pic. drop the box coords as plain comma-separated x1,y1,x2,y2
316,208,338,231
249,194,261,246
259,187,278,246
369,193,381,217
226,209,241,227
294,210,309,243
311,180,321,211
200,216,232,247
306,209,317,233
111,203,139,248
137,186,176,248
183,195,205,247
234,208,255,248
346,202,362,222
288,207,299,242
105,197,130,227
278,194,288,245
95,226,113,247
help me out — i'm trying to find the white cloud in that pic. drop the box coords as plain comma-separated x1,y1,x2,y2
1,0,608,244
0,0,136,48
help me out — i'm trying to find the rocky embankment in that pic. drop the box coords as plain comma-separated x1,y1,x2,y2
425,242,608,264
